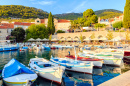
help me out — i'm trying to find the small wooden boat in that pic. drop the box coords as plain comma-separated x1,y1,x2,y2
81,51,122,67
50,56,93,74
65,55,103,68
2,58,37,86
29,57,65,85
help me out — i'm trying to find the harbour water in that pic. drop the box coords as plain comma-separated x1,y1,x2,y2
0,48,122,86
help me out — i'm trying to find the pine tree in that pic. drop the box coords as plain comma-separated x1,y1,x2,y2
47,12,55,34
123,0,130,31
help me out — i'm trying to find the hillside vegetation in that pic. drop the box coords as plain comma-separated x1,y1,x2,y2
98,12,122,19
55,13,83,20
95,9,122,15
0,5,49,19
55,9,123,20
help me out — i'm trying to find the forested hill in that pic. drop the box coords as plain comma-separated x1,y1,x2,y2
0,5,49,19
55,13,83,20
55,9,123,20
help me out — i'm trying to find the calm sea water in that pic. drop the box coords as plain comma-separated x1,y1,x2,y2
0,48,121,86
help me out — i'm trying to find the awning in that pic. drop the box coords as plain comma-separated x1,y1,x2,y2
42,38,49,41
36,38,41,41
84,38,91,41
28,38,35,41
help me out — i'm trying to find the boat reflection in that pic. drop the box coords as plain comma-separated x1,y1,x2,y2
63,71,93,86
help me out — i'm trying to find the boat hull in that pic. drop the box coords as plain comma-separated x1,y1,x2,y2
3,74,37,86
103,58,122,67
38,71,62,85
50,58,93,74
65,66,93,74
66,55,103,68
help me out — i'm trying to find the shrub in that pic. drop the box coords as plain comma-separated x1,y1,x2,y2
57,30,65,33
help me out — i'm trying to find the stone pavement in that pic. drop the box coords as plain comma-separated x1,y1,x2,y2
98,70,130,86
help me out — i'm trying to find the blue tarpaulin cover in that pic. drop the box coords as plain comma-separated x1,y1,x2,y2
2,58,34,78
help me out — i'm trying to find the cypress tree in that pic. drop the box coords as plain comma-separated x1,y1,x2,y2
123,0,130,31
47,12,55,34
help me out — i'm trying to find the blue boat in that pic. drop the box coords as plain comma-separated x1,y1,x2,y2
0,48,4,52
4,47,11,51
11,47,19,50
22,47,28,49
44,46,51,50
2,58,37,86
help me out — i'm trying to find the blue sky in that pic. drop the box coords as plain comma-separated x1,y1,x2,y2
0,0,126,14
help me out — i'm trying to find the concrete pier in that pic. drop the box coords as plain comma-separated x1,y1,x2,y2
98,70,130,86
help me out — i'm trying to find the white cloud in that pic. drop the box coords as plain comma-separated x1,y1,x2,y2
67,1,88,13
32,0,55,5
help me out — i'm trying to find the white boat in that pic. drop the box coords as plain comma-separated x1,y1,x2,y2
81,50,122,67
69,53,103,68
2,58,37,86
50,56,93,74
29,57,65,85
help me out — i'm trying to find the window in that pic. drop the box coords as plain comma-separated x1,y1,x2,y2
37,20,39,23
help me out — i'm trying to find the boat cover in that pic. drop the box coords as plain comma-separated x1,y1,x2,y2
2,58,34,78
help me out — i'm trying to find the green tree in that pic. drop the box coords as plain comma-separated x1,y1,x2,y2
78,18,86,27
11,27,25,42
113,21,123,30
95,23,106,31
125,31,130,40
90,15,98,23
123,0,130,30
47,12,55,34
26,24,49,40
106,31,113,40
84,21,91,27
70,20,80,32
83,9,95,19
79,34,84,43
49,34,52,44
90,33,95,39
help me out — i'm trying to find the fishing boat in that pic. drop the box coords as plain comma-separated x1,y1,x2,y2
2,58,37,86
50,56,93,74
80,51,122,67
29,57,65,85
65,55,103,68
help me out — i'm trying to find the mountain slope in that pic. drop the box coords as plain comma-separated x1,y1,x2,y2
55,9,123,20
0,5,49,19
95,9,123,15
55,13,83,20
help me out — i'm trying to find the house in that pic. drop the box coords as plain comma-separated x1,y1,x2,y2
98,17,110,25
35,18,71,32
14,22,34,30
0,23,14,40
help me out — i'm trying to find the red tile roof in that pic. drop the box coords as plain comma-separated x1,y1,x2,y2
14,22,34,26
0,23,14,28
58,19,70,23
0,25,8,29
